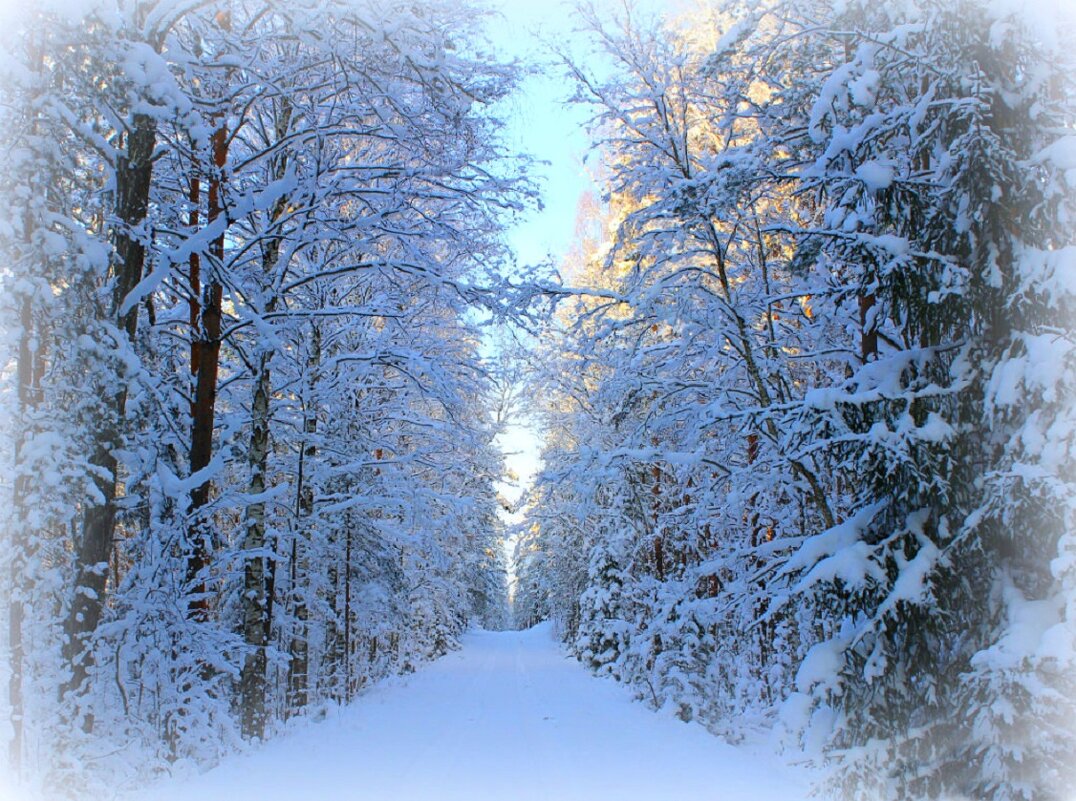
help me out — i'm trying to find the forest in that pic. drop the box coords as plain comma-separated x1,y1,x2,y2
1,1,1073,800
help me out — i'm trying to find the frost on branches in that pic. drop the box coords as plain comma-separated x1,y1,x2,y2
516,1,1076,799
0,0,523,795
2,0,1073,800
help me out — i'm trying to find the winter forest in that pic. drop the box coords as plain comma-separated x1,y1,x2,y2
0,0,1073,799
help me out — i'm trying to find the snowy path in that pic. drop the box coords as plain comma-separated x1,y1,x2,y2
147,624,808,801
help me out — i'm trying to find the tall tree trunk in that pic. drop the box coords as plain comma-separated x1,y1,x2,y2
65,112,157,709
10,292,36,770
650,463,665,582
240,101,293,738
240,235,289,736
239,352,271,737
326,530,341,700
188,176,200,373
185,5,232,622
186,119,228,622
7,579,23,771
344,524,353,702
9,36,46,769
288,325,320,714
745,432,773,682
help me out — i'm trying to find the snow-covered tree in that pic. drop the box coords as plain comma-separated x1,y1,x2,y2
1,0,527,793
520,2,1076,798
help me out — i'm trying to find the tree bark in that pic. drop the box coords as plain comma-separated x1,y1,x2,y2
288,325,320,714
66,111,157,707
239,353,271,737
10,37,46,767
10,292,37,770
859,293,878,363
240,225,289,733
186,119,228,622
240,99,292,737
344,524,352,702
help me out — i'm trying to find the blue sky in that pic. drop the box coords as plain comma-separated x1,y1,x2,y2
481,0,677,541
487,1,596,269
483,1,599,523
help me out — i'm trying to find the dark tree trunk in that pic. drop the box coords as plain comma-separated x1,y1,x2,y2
186,121,228,622
650,463,665,581
859,293,878,363
344,524,353,702
66,112,157,710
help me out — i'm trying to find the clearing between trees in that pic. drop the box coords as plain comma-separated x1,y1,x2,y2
145,623,808,801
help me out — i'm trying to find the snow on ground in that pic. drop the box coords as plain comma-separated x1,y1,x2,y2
139,623,809,801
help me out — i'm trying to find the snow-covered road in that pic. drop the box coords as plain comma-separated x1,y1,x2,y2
148,623,808,801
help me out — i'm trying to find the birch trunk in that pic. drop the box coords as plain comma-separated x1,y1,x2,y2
240,102,291,736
